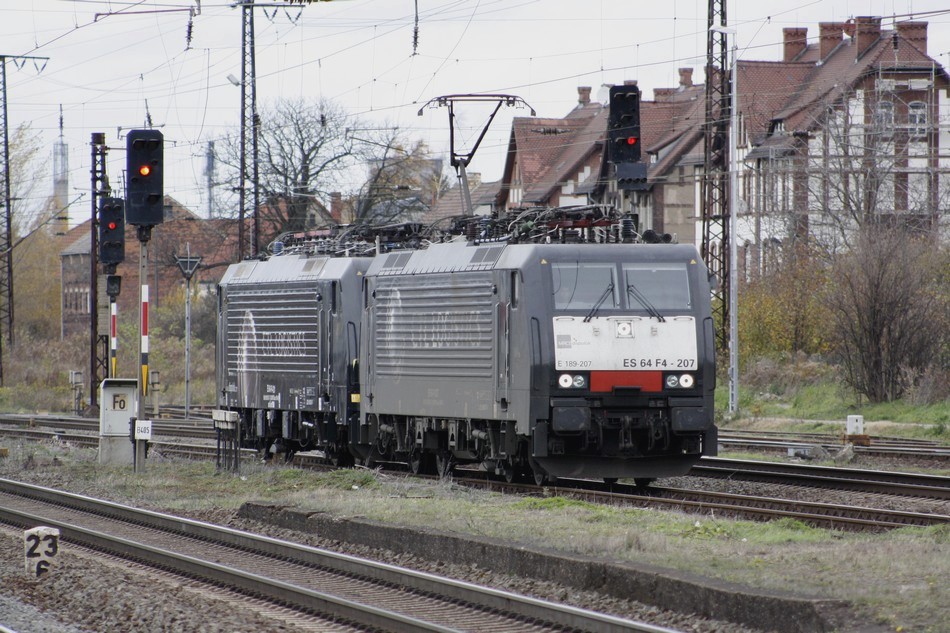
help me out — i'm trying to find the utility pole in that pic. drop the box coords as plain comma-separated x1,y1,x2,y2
233,2,338,259
0,53,49,384
89,133,110,412
175,247,202,419
206,141,215,218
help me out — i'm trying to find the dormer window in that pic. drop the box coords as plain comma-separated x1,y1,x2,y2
908,101,928,138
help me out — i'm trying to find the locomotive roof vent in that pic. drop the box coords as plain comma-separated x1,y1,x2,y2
302,258,327,276
469,246,504,266
383,252,413,270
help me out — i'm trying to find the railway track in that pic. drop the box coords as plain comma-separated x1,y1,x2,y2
0,413,216,440
693,457,950,499
5,417,948,531
6,412,948,464
718,433,950,465
290,454,950,532
720,429,947,450
452,476,949,532
0,478,676,633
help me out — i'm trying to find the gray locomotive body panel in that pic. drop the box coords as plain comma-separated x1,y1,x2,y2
363,251,518,422
217,255,368,415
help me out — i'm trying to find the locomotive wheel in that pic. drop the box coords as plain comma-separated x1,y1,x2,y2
408,448,432,475
603,477,618,485
325,445,345,468
528,457,550,486
498,458,517,483
435,451,454,479
634,478,655,488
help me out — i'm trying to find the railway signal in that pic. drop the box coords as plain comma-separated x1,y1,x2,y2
97,197,125,266
607,85,641,164
125,129,164,227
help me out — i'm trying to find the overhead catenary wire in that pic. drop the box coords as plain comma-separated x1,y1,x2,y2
4,0,950,223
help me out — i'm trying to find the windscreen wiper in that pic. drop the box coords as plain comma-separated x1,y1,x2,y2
626,283,665,322
584,282,614,322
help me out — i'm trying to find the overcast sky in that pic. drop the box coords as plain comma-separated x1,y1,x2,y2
5,0,950,226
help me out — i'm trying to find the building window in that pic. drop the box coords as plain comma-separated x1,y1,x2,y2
873,100,894,134
908,101,927,138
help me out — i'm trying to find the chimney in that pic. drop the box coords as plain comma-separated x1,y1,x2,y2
577,86,591,105
854,16,882,58
678,68,693,88
819,22,844,60
783,27,808,62
330,191,342,222
467,172,482,189
896,21,928,54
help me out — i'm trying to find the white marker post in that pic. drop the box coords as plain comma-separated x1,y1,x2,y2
24,526,60,578
134,419,152,472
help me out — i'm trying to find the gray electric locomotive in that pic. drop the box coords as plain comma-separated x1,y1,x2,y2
215,253,369,464
357,239,717,484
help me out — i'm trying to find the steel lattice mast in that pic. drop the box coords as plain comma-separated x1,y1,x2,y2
238,3,259,260
701,0,731,352
0,53,49,385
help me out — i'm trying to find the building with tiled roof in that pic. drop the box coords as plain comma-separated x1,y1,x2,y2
498,87,608,210
741,17,950,265
490,15,949,273
422,172,501,225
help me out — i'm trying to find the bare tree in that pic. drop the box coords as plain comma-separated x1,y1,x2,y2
825,228,948,402
213,97,359,243
744,84,949,402
799,88,949,253
214,99,450,244
350,133,449,225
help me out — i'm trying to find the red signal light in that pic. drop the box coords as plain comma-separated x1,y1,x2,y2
626,137,638,145
107,221,118,230
138,165,151,177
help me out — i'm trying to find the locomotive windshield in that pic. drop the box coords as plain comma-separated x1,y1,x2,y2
550,261,691,312
551,262,619,310
623,262,691,310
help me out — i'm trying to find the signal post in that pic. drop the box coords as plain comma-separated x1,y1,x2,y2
98,197,125,378
126,129,164,473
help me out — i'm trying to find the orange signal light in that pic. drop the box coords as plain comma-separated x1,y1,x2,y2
138,165,151,177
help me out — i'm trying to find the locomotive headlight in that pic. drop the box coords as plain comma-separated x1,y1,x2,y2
558,373,587,389
665,373,696,389
616,321,633,337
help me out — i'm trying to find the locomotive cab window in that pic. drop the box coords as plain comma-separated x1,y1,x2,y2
551,262,618,311
623,263,691,310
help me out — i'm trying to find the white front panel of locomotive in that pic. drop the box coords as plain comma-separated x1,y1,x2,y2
552,316,698,371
